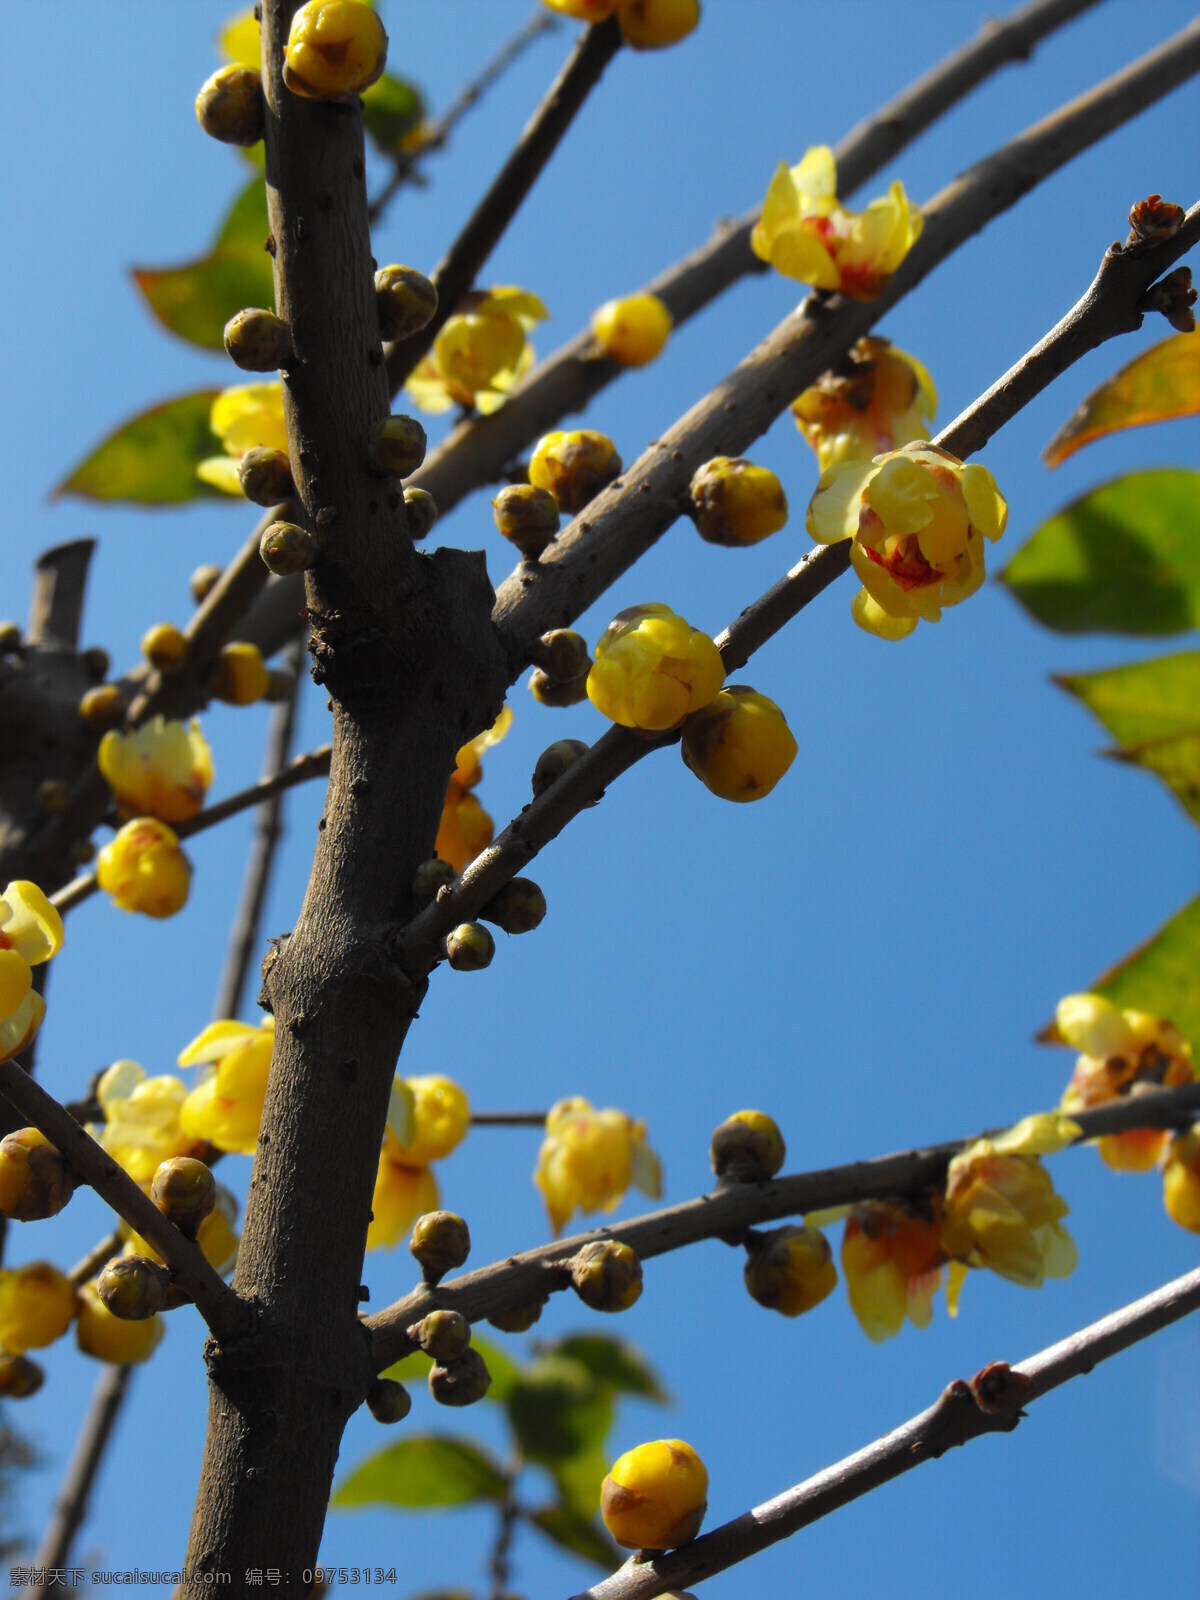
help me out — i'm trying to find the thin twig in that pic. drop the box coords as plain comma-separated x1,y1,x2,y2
571,1261,1200,1599
365,1078,1200,1368
367,9,558,223
471,1111,549,1127
0,1059,250,1342
385,14,622,393
68,1230,125,1289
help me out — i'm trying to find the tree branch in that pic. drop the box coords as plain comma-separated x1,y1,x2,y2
365,1079,1200,1368
0,1059,250,1342
571,1261,1200,1599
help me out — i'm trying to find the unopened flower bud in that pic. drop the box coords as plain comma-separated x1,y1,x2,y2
744,1224,837,1317
570,1239,643,1312
376,265,438,342
488,1293,549,1333
492,484,560,561
681,687,797,803
536,629,591,684
82,646,111,682
1141,265,1197,334
35,779,71,815
211,642,269,706
529,667,589,707
600,1439,707,1552
446,922,494,972
239,448,295,506
370,415,427,479
1127,193,1185,246
428,1346,491,1407
690,457,787,547
195,63,265,146
224,309,292,373
0,1353,44,1399
78,685,127,730
96,818,191,918
710,1110,786,1182
151,1157,216,1238
367,1376,412,1423
260,521,316,577
403,487,438,540
618,0,701,50
189,565,224,604
284,0,388,102
409,1210,471,1283
413,858,457,905
529,430,622,515
142,622,188,674
412,1308,471,1362
480,877,546,935
591,293,672,367
0,622,22,653
532,739,590,798
0,1128,75,1222
97,1255,170,1321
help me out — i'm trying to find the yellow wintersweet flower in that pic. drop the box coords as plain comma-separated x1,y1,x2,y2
283,1,387,103
451,706,512,792
98,716,214,825
178,1017,275,1155
601,1439,708,1551
591,293,672,367
197,382,289,496
406,288,547,415
680,686,797,802
941,1139,1076,1313
841,1198,945,1343
806,440,1007,640
1056,993,1196,1172
0,882,62,1065
1161,1125,1200,1233
90,1062,199,1184
534,1096,662,1235
751,145,922,301
435,705,511,873
0,1262,77,1354
791,336,937,472
75,1281,164,1365
96,818,191,919
367,1157,438,1251
385,1075,470,1167
587,604,725,733
743,1224,838,1317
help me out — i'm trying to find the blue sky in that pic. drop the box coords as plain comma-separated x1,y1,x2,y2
1,1,1197,1594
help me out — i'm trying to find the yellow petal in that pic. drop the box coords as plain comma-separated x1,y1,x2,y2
806,458,875,544
962,463,1008,541
0,882,64,966
178,1019,260,1068
991,1112,1082,1157
850,587,918,640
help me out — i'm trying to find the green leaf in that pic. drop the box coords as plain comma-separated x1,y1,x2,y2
362,73,425,153
1045,334,1200,467
1057,652,1200,825
530,1503,621,1571
505,1356,612,1466
999,470,1200,635
1079,896,1200,1057
132,176,275,351
54,390,225,506
332,1434,507,1510
549,1446,610,1521
545,1336,668,1403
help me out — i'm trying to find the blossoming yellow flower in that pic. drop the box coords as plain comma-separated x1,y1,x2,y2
1056,993,1196,1171
178,1017,275,1155
406,288,547,415
535,1097,661,1235
366,1157,438,1251
587,604,725,732
1161,1125,1200,1233
0,1262,76,1354
751,145,922,301
680,686,797,802
89,1061,199,1184
96,818,191,919
385,1075,470,1167
806,440,1007,640
841,1199,946,1342
0,881,62,1065
601,1439,707,1551
75,1281,164,1365
941,1139,1076,1313
98,716,214,825
791,336,937,472
197,382,289,495
434,706,512,873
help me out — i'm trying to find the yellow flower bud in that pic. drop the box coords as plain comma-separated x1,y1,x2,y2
412,858,457,905
587,603,724,732
283,0,387,102
407,288,546,414
591,293,672,366
151,1157,217,1237
488,1294,549,1334
744,1224,837,1316
78,684,128,730
190,565,223,603
0,1128,75,1222
601,1440,707,1551
409,1210,470,1284
141,623,187,674
1162,1126,1200,1234
224,308,292,373
446,921,495,971
570,1239,643,1312
0,1262,77,1353
375,265,438,342
428,1347,491,1407
211,642,269,706
240,448,295,507
367,1377,412,1424
480,877,546,936
97,1255,170,1321
403,487,438,540
681,687,797,802
709,1109,786,1182
618,0,701,49
529,430,622,514
370,415,427,479
493,484,560,560
689,457,788,547
542,0,618,19
98,716,213,824
412,1308,471,1362
195,63,265,147
260,520,316,577
76,1282,164,1365
532,738,590,798
96,819,191,919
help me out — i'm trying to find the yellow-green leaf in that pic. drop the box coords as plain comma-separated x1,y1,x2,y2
362,74,425,153
132,177,274,351
530,1503,621,1570
1058,897,1200,1057
54,390,225,506
332,1434,507,1509
1000,470,1200,635
545,1335,668,1403
1057,652,1200,825
1045,334,1200,468
506,1355,612,1467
